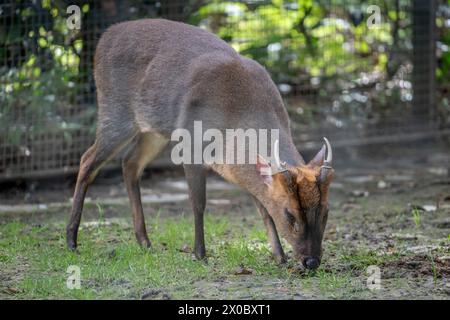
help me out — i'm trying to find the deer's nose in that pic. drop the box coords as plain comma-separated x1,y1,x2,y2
304,257,320,270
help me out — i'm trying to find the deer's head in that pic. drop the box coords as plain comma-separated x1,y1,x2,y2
256,138,334,270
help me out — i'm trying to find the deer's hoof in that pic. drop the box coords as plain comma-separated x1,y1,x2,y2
67,244,80,255
66,238,78,251
135,232,152,248
194,251,208,263
138,239,152,249
273,254,287,265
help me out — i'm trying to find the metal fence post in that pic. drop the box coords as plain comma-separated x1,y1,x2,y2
412,0,437,124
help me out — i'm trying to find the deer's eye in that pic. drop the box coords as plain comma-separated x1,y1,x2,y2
284,209,296,225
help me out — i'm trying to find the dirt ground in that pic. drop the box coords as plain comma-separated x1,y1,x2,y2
0,140,449,299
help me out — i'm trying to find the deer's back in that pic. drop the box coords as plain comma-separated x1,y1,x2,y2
94,19,289,137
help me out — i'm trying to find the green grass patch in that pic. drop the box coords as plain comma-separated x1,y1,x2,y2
0,213,292,299
1,208,446,300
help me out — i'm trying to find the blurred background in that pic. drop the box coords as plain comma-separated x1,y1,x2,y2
0,0,449,181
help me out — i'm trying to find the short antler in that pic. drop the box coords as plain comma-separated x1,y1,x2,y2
322,137,332,167
320,137,333,182
273,139,287,172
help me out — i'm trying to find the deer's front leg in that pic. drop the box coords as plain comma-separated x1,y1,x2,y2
252,196,286,264
184,165,207,260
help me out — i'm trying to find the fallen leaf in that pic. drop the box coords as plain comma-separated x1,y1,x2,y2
178,244,191,253
4,287,21,295
233,266,253,275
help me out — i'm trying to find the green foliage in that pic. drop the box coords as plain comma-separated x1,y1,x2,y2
193,0,413,127
2,0,447,150
0,1,94,146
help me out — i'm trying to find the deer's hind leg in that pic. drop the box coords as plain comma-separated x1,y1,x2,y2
122,132,169,247
67,122,137,250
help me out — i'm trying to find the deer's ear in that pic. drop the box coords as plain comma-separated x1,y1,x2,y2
256,155,272,186
308,144,326,167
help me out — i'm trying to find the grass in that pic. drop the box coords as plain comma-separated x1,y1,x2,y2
411,208,422,227
428,253,438,286
4,165,450,299
0,213,287,299
0,205,448,300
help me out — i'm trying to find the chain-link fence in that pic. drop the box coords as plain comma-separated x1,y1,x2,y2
1,0,449,180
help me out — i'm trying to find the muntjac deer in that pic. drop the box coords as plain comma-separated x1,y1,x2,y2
66,19,334,270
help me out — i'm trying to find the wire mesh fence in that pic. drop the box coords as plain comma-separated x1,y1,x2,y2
1,0,449,180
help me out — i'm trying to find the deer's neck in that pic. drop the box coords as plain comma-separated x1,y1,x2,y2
210,129,304,206
277,131,305,167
